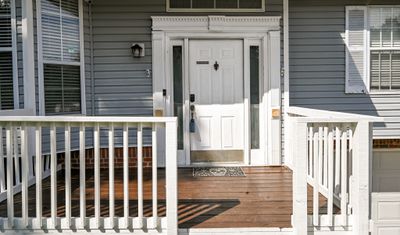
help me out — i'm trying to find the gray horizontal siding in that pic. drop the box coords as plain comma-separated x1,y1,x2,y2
289,0,400,138
87,0,283,146
89,0,282,117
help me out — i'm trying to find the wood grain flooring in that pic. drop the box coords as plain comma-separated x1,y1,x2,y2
0,166,332,228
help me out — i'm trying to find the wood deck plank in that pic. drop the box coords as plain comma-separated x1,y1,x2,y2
0,166,332,229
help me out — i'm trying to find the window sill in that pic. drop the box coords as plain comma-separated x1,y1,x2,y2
45,113,84,116
368,91,400,95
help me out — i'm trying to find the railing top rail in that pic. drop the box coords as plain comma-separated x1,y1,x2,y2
0,116,177,124
293,117,383,124
287,106,383,123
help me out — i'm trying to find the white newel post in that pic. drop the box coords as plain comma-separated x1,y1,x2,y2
267,30,282,165
22,0,36,174
152,31,167,167
165,120,178,235
292,120,308,235
352,121,372,235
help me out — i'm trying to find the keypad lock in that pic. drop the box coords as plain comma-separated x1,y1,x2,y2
190,104,195,133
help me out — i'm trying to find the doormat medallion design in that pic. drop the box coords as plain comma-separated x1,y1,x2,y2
193,167,245,177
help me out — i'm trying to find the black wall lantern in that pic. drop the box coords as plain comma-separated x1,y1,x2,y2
131,43,145,58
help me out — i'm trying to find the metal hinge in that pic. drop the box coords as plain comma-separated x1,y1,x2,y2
280,67,285,77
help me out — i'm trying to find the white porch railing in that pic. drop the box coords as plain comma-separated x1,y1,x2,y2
288,107,382,235
0,116,178,234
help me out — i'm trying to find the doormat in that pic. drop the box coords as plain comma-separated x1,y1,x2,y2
193,167,245,177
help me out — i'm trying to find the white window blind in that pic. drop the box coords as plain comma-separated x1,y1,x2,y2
41,0,80,62
345,6,368,94
369,7,400,91
0,0,15,109
40,0,82,114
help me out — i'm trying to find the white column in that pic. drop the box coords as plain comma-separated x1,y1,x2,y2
292,121,308,235
22,0,36,112
152,31,166,167
267,31,282,165
21,0,36,176
352,121,372,235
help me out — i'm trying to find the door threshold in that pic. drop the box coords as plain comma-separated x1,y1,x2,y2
184,162,246,167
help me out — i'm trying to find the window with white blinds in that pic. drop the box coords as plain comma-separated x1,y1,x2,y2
369,7,400,91
167,0,264,12
39,0,82,114
0,0,16,110
44,64,81,114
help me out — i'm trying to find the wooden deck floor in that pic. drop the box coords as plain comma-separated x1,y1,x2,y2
0,166,328,228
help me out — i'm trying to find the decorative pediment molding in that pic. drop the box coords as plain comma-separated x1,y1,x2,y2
151,16,281,32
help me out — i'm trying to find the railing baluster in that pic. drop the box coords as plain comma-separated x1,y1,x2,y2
13,127,20,184
35,124,42,228
50,123,57,228
335,127,341,196
137,123,143,228
109,123,115,228
308,126,313,177
323,126,328,187
313,128,319,226
341,127,348,225
318,127,323,186
152,123,158,228
348,127,353,209
327,126,334,226
94,123,101,227
65,123,71,227
6,124,13,228
79,123,86,228
0,127,5,193
21,124,28,227
123,123,129,228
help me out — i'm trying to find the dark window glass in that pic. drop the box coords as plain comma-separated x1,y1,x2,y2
250,46,260,149
0,52,14,110
216,0,237,9
169,0,263,10
173,46,184,150
192,0,214,8
44,64,81,114
239,0,262,8
169,0,190,8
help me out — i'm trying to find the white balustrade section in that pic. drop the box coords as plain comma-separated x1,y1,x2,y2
288,107,380,235
0,116,178,235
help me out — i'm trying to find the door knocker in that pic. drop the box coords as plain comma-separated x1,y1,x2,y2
214,61,219,71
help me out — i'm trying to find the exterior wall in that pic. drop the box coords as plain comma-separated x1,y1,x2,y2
85,0,284,152
87,0,283,117
289,0,400,139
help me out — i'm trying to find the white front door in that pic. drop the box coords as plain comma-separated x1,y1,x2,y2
189,40,244,162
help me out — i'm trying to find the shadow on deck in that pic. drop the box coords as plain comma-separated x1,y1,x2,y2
0,166,333,228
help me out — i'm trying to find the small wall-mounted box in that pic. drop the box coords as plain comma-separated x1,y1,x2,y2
271,108,281,119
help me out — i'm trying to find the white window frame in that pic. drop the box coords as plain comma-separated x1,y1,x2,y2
0,0,19,109
166,0,265,13
367,5,400,94
36,0,86,115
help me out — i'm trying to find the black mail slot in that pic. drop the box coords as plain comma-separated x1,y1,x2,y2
196,61,209,64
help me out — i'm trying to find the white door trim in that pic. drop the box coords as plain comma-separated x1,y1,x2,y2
152,16,281,166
